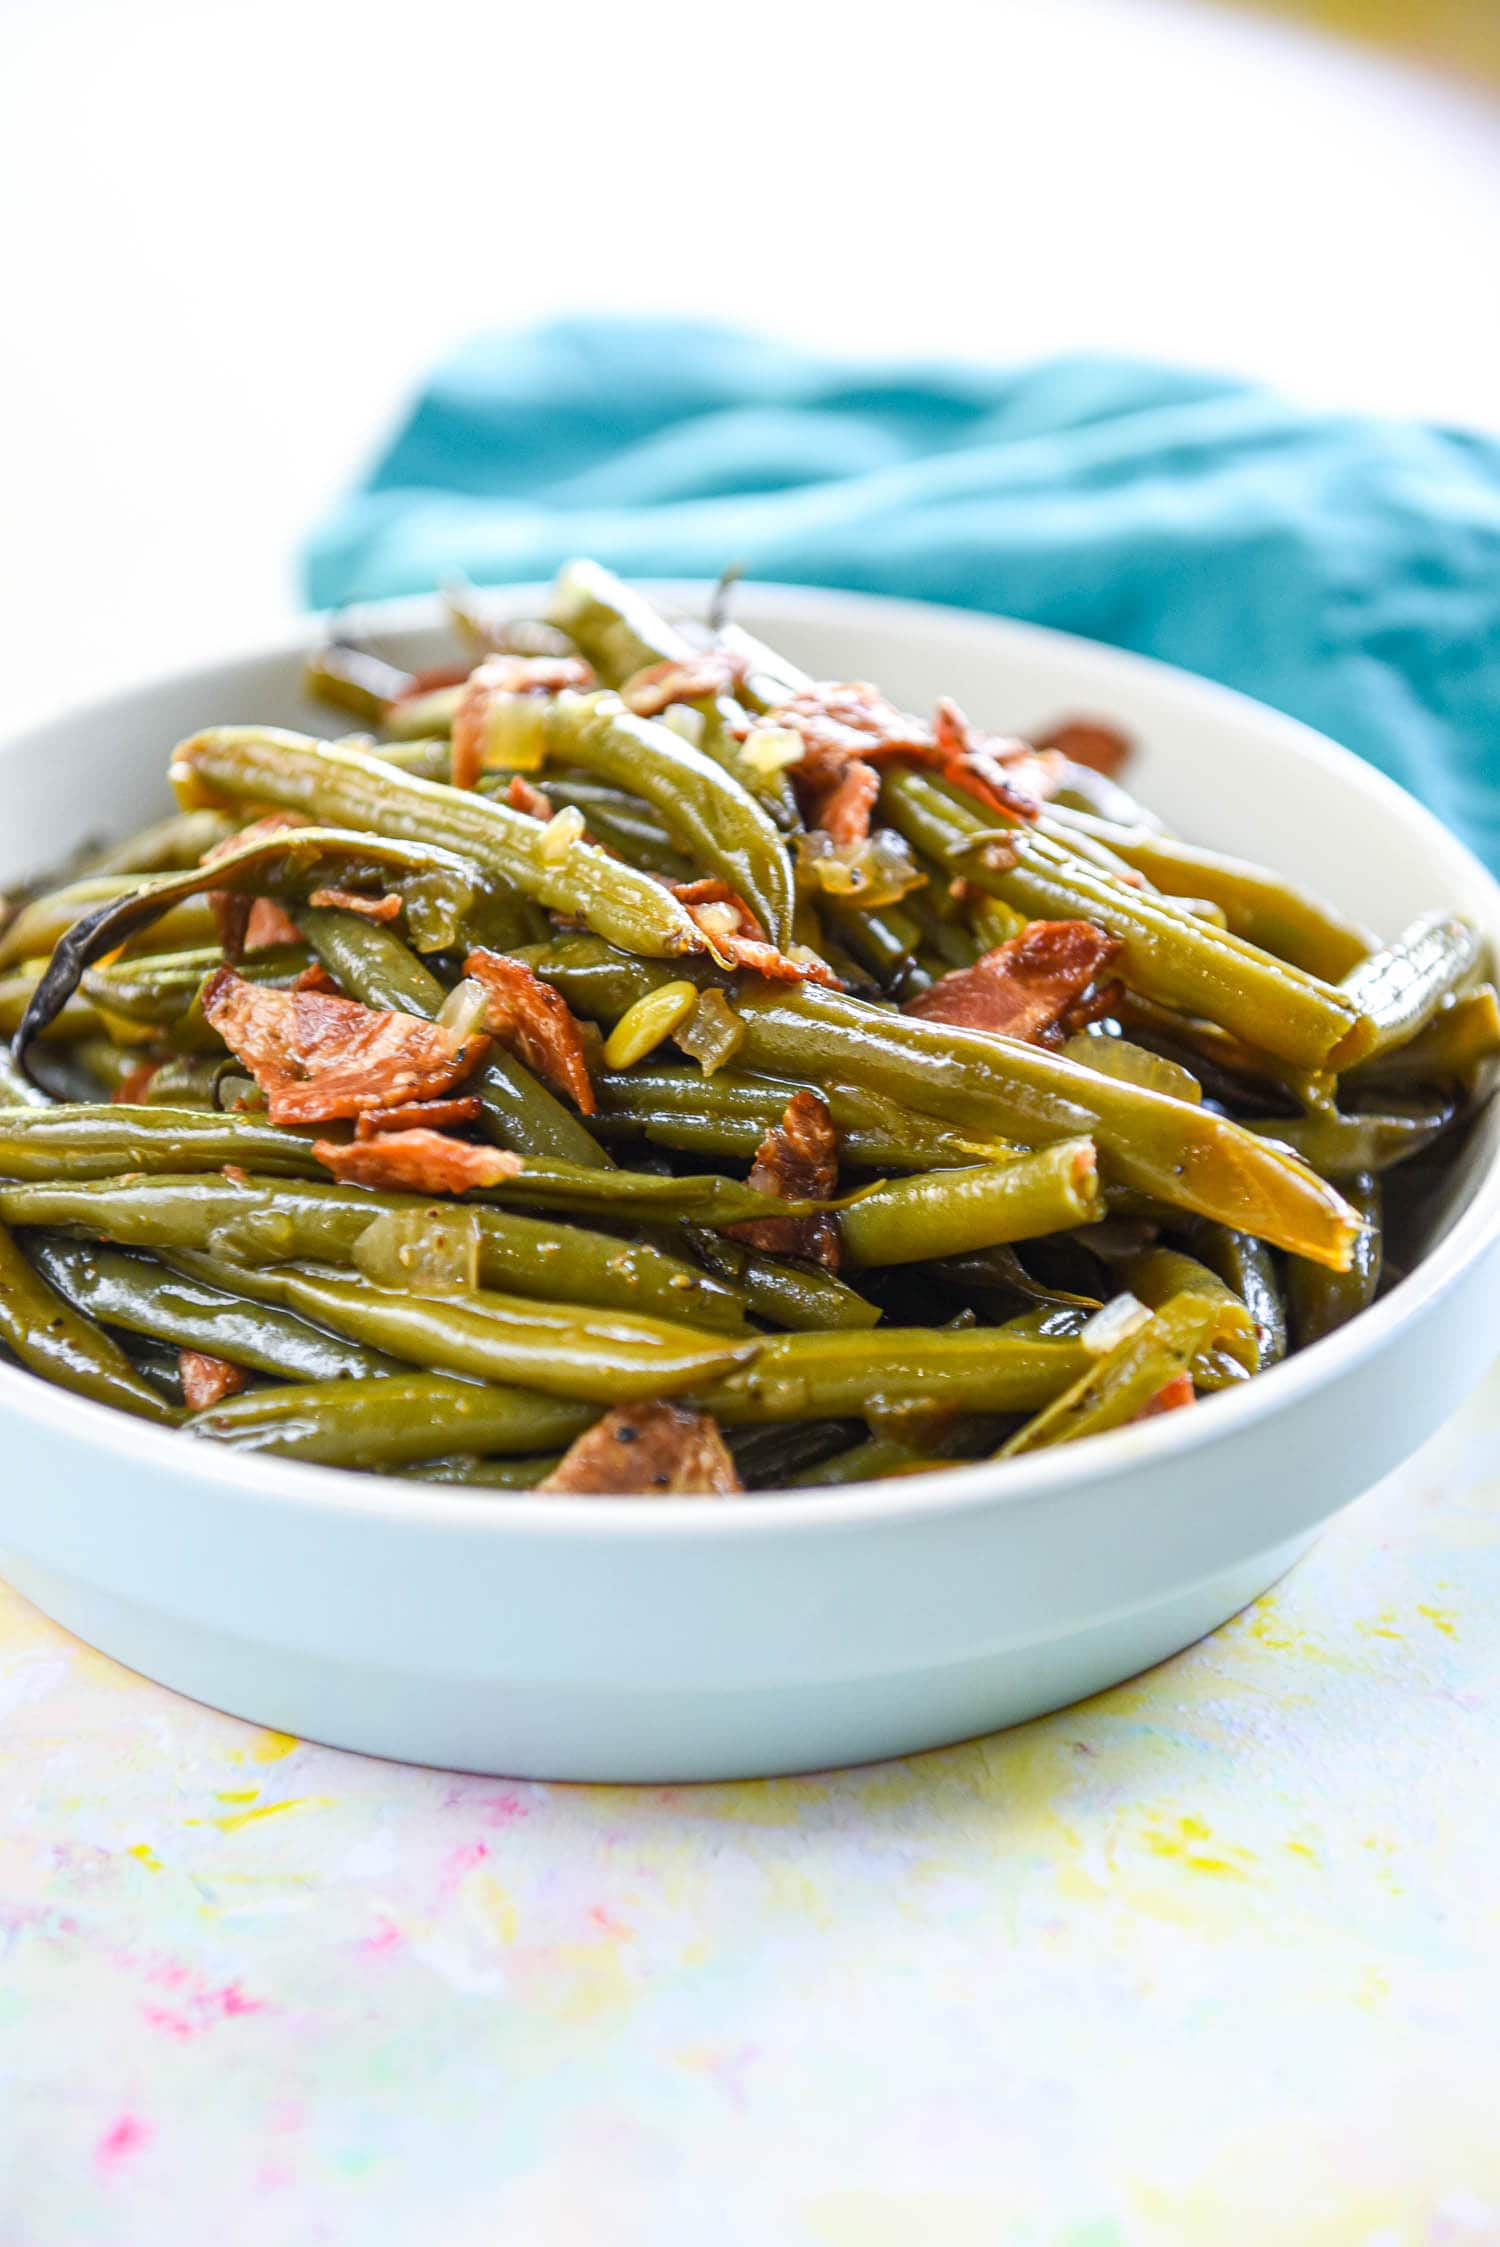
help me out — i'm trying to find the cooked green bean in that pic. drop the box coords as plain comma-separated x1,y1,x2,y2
1192,1224,1288,1368
1244,1097,1458,1178
839,1143,1103,1267
171,729,710,961
0,1104,327,1180
79,809,238,880
880,765,1368,1070
1120,1245,1261,1372
187,1372,595,1468
0,1046,51,1108
1347,984,1500,1088
31,1237,405,1384
398,1451,567,1488
686,1228,882,1333
591,1061,1015,1170
1287,1175,1382,1347
1339,914,1484,1062
1045,808,1375,978
168,1257,753,1401
999,1292,1227,1454
0,1223,177,1423
728,983,1363,1268
539,694,797,948
0,879,218,972
787,1435,955,1485
299,906,610,1168
685,1320,1090,1423
0,1171,750,1334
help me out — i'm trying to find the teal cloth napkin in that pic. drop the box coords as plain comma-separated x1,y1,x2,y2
305,320,1500,869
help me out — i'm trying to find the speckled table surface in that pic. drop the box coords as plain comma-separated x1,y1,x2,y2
3,1362,1498,2247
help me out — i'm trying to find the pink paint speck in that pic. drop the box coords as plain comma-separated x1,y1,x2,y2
97,2114,154,2171
438,1839,489,1894
140,1979,266,2040
359,1915,404,1955
589,1904,634,1939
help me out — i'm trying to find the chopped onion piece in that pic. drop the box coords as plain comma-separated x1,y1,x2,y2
674,987,745,1076
659,704,705,746
353,1206,482,1297
739,726,804,777
537,805,586,864
437,977,491,1040
795,828,926,908
478,691,549,773
1079,1292,1152,1356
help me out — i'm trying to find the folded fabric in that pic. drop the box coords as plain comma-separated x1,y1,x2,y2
305,319,1500,869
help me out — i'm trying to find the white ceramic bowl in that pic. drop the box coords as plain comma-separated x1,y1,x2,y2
1,586,1497,1781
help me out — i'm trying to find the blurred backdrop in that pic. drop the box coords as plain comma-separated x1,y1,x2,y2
1,0,1497,721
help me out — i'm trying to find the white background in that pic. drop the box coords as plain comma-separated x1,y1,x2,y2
3,0,1498,727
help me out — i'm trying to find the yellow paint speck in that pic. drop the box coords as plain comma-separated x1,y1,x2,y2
1417,1604,1457,1638
1141,1813,1255,1881
250,1728,299,1762
471,1871,519,1945
185,1797,327,1833
216,1788,260,1805
126,1842,162,1872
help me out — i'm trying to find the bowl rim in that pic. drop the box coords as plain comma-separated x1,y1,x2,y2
2,579,1498,1542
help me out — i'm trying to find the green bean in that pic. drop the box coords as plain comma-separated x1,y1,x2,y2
880,765,1367,1070
1339,914,1485,1062
686,1228,883,1333
1061,1029,1204,1104
523,776,693,881
385,686,465,740
1120,1245,1261,1372
0,1104,326,1180
187,1372,595,1469
786,1435,955,1486
1244,1096,1458,1178
0,1045,51,1108
1192,1224,1288,1368
1287,1175,1382,1346
398,1451,566,1488
684,1320,1090,1424
0,1223,177,1423
83,943,310,1027
839,1142,1103,1267
727,1418,864,1487
591,1063,1014,1171
299,906,610,1169
728,981,1363,1268
821,897,929,1000
31,1238,405,1383
142,1056,231,1108
79,809,238,880
170,1257,754,1401
1347,984,1500,1088
171,729,709,962
1045,808,1376,978
998,1292,1225,1455
540,694,797,949
0,880,218,972
0,1172,749,1334
1,969,102,1044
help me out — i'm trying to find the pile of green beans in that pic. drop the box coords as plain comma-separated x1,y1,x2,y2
0,561,1493,1491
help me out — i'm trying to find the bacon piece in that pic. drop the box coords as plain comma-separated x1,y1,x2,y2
314,1130,523,1196
199,813,306,962
179,1350,249,1412
1137,1371,1196,1418
461,948,596,1114
355,1095,484,1139
200,970,489,1126
1032,717,1133,777
904,922,1123,1043
667,881,844,989
307,886,403,923
505,773,555,821
450,654,596,789
809,757,880,848
538,1404,742,1497
112,1061,161,1105
764,683,934,789
392,662,475,703
620,649,745,717
293,962,340,994
221,1164,250,1184
726,1088,842,1271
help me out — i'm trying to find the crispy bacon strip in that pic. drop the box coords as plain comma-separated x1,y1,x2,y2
307,886,403,923
904,922,1123,1043
450,654,596,789
505,773,555,821
462,948,596,1113
199,814,307,962
1138,1371,1196,1418
314,1130,523,1196
667,882,844,989
179,1351,249,1411
727,1088,842,1271
539,1404,742,1497
763,683,934,787
619,649,746,717
201,970,489,1126
1032,717,1134,777
808,757,880,848
293,962,340,994
355,1096,483,1139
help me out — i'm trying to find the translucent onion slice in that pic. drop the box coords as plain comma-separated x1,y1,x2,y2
353,1207,482,1297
